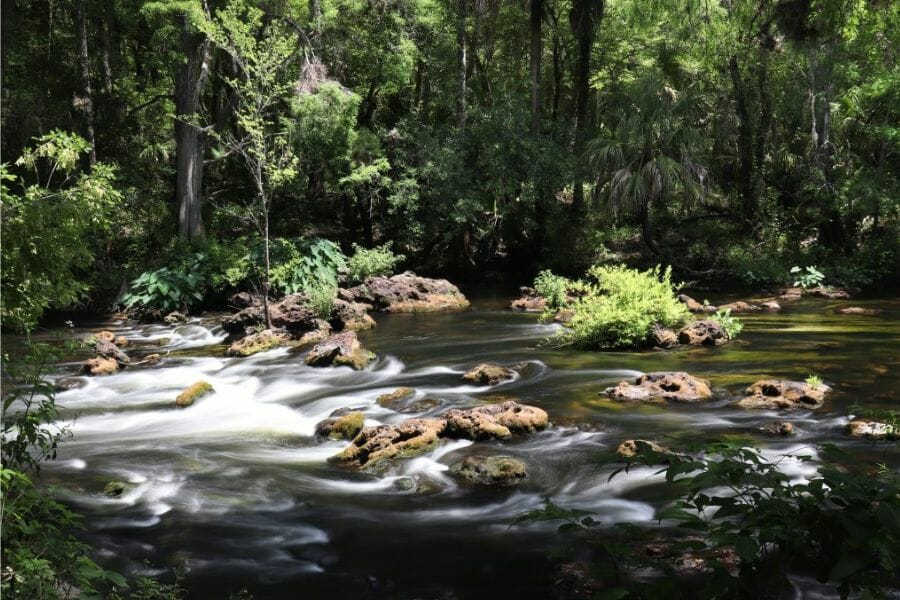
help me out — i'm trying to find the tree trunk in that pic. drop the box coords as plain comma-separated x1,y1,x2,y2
550,8,562,123
175,13,210,239
74,0,97,166
456,0,467,129
729,55,754,231
530,0,547,252
569,0,600,219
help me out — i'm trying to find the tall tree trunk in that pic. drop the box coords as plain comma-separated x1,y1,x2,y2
175,13,210,239
550,8,562,123
456,0,467,128
569,0,600,219
530,0,547,252
729,55,755,231
74,0,97,166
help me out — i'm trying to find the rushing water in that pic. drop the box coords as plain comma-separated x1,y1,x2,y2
13,290,900,598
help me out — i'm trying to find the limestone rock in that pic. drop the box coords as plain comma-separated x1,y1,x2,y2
837,306,880,316
650,325,678,348
442,401,549,440
164,311,188,325
330,418,447,469
81,357,119,376
462,363,517,386
222,294,320,336
678,320,728,346
94,339,130,365
760,421,795,436
717,301,760,314
175,381,214,408
376,387,416,408
510,288,547,312
616,439,670,459
605,372,713,404
102,481,130,498
342,272,469,313
226,329,289,357
449,455,528,487
304,331,375,370
760,301,781,312
736,379,830,410
331,299,376,331
678,294,716,313
846,420,896,440
315,409,366,441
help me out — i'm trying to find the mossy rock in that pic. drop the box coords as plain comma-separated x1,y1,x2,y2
377,387,416,408
175,381,214,408
226,329,289,357
333,349,376,370
449,455,528,487
102,481,130,497
316,410,366,441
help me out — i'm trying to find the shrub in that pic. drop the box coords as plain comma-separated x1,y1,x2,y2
708,308,744,339
265,238,347,297
122,253,205,314
305,273,339,319
790,265,825,289
346,243,405,284
562,265,690,349
533,270,572,310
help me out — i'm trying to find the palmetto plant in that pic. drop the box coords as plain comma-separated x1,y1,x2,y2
588,75,708,252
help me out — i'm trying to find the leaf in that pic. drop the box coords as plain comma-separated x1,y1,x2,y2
828,554,870,582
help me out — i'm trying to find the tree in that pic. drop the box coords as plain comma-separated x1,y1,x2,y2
201,1,302,328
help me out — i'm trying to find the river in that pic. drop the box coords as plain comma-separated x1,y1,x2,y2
17,289,900,598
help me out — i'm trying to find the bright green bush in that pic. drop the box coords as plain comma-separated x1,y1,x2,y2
122,254,205,313
533,270,572,310
346,243,405,283
708,308,744,339
563,265,690,349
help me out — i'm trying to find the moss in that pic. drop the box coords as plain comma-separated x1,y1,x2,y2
376,387,416,408
102,481,130,497
175,381,214,408
333,348,375,370
226,330,288,357
328,411,365,440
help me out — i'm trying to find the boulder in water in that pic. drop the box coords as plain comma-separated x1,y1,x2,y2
102,481,131,497
175,381,214,408
846,420,896,440
95,338,130,365
449,455,528,487
510,287,547,312
717,301,760,314
650,325,679,348
678,320,728,346
837,306,881,316
81,356,119,376
760,421,795,436
462,363,517,386
736,379,830,410
226,329,289,357
678,294,716,313
342,272,469,313
376,387,416,408
616,439,672,460
605,372,712,404
330,418,447,469
442,401,549,440
315,409,366,441
164,311,188,325
222,294,320,336
331,299,376,331
304,331,375,370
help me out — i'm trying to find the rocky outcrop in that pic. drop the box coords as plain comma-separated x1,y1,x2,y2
331,299,376,331
343,272,469,313
846,420,896,440
837,306,881,316
94,339,130,365
315,409,366,441
442,401,549,440
449,455,528,487
808,286,852,299
678,320,728,346
376,387,416,408
81,335,130,375
462,363,518,386
677,294,716,313
605,372,712,404
760,301,781,312
650,326,679,348
616,439,670,459
222,294,320,336
175,381,214,408
102,481,131,497
375,387,440,413
510,287,547,312
717,301,760,314
760,421,795,436
330,418,447,469
736,379,830,410
164,311,188,325
304,331,375,370
227,291,258,309
81,357,119,375
226,329,290,357
332,401,549,469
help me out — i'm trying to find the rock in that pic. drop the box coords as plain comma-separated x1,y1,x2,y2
462,363,517,386
342,272,469,313
736,379,830,410
55,377,86,391
616,439,669,459
315,410,366,441
94,339,130,365
717,301,760,314
678,320,728,346
331,299,376,331
376,387,416,409
296,322,332,347
95,330,116,343
809,286,851,299
81,357,119,375
175,381,214,408
155,337,171,347
442,401,549,440
778,287,803,302
144,353,161,364
510,288,547,312
114,336,128,347
605,372,713,404
677,294,716,313
650,325,679,348
846,420,896,440
164,311,188,325
227,291,258,309
760,301,781,312
760,421,795,436
673,548,740,578
838,306,880,316
331,418,447,469
102,481,130,498
304,331,375,370
554,308,575,324
222,294,320,336
226,329,290,357
449,455,528,487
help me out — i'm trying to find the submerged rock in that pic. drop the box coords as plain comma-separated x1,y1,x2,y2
343,272,469,313
760,301,782,312
717,301,760,314
736,379,830,410
331,418,447,469
55,377,86,391
304,331,375,370
605,372,712,404
808,286,852,299
226,329,290,357
510,287,547,312
678,320,728,346
442,401,549,440
164,311,188,325
837,306,881,316
677,294,716,313
102,481,131,498
315,409,366,441
81,356,119,376
462,363,517,386
376,387,416,408
449,455,528,487
616,439,671,459
846,420,896,440
175,381,214,408
760,421,795,436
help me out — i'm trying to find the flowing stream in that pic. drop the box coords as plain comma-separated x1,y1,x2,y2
15,290,900,598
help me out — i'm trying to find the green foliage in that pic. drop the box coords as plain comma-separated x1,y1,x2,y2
266,238,347,298
806,374,825,388
562,265,691,349
346,243,405,284
533,270,572,311
791,265,826,289
122,254,205,314
1,132,122,331
708,308,744,339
